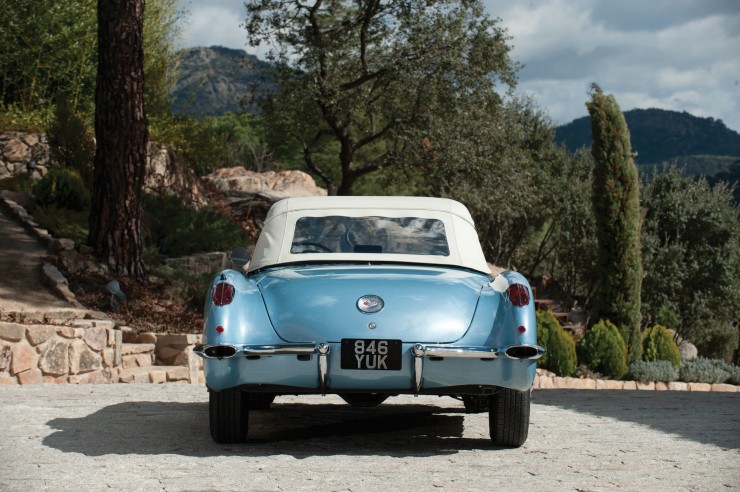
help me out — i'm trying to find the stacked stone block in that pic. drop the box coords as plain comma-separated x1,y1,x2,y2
0,321,121,384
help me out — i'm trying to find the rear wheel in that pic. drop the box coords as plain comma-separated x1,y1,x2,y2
209,388,249,443
339,393,390,407
489,388,530,447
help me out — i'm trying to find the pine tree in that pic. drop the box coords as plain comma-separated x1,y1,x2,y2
587,84,643,362
89,0,147,280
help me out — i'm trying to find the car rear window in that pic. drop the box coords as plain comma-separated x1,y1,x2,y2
290,216,450,256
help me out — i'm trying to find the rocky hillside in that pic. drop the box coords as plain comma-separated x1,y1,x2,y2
556,108,740,175
170,46,272,117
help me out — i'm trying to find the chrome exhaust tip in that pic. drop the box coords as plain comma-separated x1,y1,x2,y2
193,344,239,359
505,345,545,360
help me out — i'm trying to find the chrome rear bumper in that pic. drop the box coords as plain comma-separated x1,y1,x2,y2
194,343,331,392
411,343,544,392
194,342,544,393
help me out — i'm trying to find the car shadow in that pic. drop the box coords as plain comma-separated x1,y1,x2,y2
42,401,497,457
533,389,740,450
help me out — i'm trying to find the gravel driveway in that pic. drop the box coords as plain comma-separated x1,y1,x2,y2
1,385,738,491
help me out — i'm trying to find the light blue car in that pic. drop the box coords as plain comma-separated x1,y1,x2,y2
194,196,543,447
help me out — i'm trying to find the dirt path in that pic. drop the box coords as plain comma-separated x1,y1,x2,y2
0,204,82,316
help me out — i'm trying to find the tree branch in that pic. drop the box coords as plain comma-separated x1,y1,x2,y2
353,120,394,152
299,129,334,191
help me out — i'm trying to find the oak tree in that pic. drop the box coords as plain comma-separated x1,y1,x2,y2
246,0,517,195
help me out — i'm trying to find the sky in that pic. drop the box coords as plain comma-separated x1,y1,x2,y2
177,0,740,132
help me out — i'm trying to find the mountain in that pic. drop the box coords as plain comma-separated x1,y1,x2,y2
555,108,740,176
171,50,739,190
170,46,272,117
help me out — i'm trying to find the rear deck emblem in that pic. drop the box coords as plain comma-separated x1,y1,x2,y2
357,295,384,313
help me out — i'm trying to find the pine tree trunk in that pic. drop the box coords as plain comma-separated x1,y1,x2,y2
89,0,147,281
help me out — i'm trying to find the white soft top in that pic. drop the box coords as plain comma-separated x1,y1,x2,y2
248,196,491,274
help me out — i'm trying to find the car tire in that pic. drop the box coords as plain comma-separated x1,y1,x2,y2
209,388,249,443
339,393,390,407
489,388,530,447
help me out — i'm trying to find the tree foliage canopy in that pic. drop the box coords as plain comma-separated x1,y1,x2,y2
641,167,740,360
0,0,182,123
0,0,98,113
246,0,517,195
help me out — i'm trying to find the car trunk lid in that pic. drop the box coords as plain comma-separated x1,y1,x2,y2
257,265,487,343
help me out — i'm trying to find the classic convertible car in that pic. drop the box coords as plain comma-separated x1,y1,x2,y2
194,196,543,447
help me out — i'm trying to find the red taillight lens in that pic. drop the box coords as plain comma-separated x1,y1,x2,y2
506,283,530,307
212,282,235,306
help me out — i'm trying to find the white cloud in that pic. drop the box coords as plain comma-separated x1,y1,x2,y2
177,0,740,131
178,5,246,50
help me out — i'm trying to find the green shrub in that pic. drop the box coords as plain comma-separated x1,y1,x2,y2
142,193,247,257
32,205,89,244
578,319,628,380
33,168,90,211
656,305,680,330
642,325,681,366
679,357,731,384
0,174,35,193
0,105,53,133
628,360,679,383
152,263,213,311
536,310,577,377
726,365,740,386
46,95,94,189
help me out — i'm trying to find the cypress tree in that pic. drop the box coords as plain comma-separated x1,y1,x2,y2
587,84,643,362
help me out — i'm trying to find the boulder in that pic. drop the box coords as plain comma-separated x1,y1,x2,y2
203,168,327,218
666,328,698,360
678,340,698,360
144,142,208,208
204,168,326,200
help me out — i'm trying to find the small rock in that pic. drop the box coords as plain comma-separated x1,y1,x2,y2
26,325,56,346
688,382,711,392
636,381,656,390
10,343,38,376
17,369,43,384
710,383,737,392
668,381,689,391
0,372,18,385
0,322,25,342
39,339,70,376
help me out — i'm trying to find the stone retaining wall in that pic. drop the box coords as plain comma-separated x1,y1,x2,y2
533,369,739,392
0,320,122,384
0,132,49,180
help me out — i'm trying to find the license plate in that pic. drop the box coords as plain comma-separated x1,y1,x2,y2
340,339,402,370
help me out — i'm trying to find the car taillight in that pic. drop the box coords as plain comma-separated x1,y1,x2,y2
506,283,530,307
212,282,235,306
